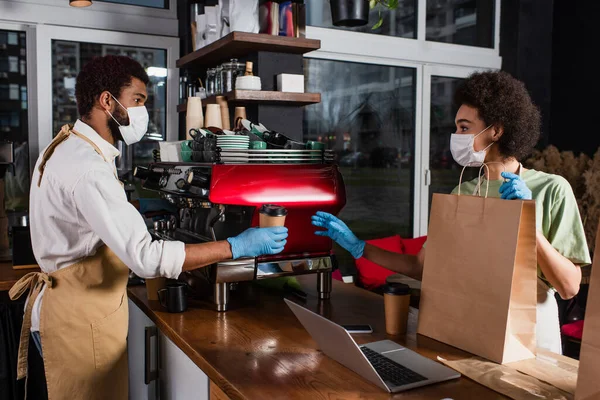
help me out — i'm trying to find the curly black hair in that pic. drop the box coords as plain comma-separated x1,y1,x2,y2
75,55,149,119
453,70,541,161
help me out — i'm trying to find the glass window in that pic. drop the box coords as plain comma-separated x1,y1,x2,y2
51,41,167,142
96,0,168,9
0,29,30,215
304,58,416,252
428,75,478,213
307,0,417,39
426,0,495,48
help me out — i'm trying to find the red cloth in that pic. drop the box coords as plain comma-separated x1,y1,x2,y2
402,236,428,256
355,235,427,290
355,235,404,290
332,269,343,281
561,320,584,340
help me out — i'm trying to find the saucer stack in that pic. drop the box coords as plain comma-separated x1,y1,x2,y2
217,135,249,149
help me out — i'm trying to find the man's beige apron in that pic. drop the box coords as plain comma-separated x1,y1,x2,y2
9,124,130,400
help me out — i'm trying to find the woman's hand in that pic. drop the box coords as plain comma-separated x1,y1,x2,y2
499,172,532,200
311,211,365,259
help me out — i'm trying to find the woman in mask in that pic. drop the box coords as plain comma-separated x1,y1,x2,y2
313,70,591,354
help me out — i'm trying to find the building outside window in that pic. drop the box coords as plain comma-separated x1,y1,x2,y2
305,0,499,243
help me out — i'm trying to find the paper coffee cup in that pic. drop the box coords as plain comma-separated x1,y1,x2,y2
259,204,287,227
146,277,167,301
383,282,411,335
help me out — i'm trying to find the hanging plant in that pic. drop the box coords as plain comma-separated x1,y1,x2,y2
370,0,399,30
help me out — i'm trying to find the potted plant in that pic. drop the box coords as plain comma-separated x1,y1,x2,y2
330,0,399,29
370,0,400,30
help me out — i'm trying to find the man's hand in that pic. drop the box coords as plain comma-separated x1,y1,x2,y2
227,227,288,259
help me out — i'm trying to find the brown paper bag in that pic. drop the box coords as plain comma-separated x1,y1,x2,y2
417,192,538,364
575,222,600,400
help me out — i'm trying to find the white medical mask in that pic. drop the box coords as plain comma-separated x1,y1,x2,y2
450,125,494,167
105,94,149,145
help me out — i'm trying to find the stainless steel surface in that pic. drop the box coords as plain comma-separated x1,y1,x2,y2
214,282,230,312
217,149,335,165
317,270,332,300
0,142,14,164
209,205,225,241
168,214,178,230
214,258,256,283
256,256,333,280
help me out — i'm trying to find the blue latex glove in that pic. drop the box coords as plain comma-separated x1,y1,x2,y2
227,227,288,259
499,172,532,200
139,198,177,214
311,211,365,259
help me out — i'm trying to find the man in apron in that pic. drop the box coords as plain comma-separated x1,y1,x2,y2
9,55,288,400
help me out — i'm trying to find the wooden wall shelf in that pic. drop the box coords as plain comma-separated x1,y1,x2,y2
178,91,321,112
176,32,321,69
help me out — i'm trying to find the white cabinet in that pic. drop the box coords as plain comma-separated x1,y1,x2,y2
159,333,209,400
128,298,159,400
128,299,210,400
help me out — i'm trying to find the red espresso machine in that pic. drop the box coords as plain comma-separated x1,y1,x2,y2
134,148,346,310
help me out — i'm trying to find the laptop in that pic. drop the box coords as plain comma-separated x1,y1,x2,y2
284,298,460,393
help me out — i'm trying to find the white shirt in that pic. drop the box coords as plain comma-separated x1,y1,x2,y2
29,120,186,331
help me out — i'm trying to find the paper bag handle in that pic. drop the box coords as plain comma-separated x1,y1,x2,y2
457,162,507,198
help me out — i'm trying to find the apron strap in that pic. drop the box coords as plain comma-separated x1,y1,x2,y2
37,124,109,187
9,272,54,380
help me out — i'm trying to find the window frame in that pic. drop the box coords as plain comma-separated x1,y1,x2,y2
32,24,179,173
0,0,178,37
419,64,487,235
0,22,37,187
95,0,169,10
305,0,502,237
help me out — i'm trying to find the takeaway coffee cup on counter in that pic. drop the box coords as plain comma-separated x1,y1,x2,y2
145,277,166,301
383,282,411,335
259,204,287,227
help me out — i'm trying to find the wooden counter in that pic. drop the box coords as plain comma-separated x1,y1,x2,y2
0,262,40,291
128,276,507,400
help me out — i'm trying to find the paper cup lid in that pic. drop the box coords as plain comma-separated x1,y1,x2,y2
259,204,288,217
383,282,410,295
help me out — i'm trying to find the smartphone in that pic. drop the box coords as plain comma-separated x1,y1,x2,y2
342,324,373,334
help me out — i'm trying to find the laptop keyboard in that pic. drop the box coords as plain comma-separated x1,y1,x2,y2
360,346,427,387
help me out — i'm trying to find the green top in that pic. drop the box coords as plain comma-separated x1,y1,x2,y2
450,169,592,281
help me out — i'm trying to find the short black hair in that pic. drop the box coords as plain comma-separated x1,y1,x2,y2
75,55,149,118
454,70,541,161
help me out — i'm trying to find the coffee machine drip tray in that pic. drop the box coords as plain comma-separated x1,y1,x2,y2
256,257,332,279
